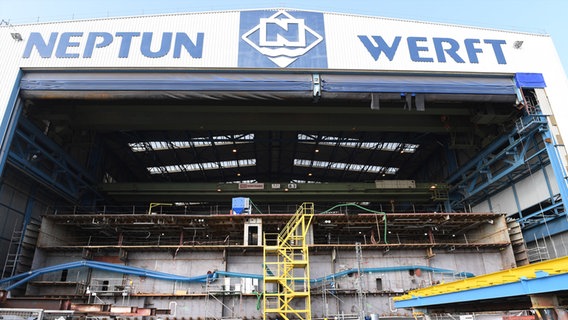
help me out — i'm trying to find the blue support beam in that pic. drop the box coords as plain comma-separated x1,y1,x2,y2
523,215,568,241
446,101,568,238
448,114,548,210
7,117,100,204
540,127,568,215
394,272,568,309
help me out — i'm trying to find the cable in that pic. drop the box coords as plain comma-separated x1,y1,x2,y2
249,199,263,214
319,203,388,244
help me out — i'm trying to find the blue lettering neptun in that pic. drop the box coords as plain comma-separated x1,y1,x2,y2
22,32,205,59
23,32,58,58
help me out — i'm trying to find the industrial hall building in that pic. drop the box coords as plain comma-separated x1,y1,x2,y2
0,8,567,320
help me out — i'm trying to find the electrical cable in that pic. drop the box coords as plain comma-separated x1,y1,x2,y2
319,203,388,244
249,199,263,214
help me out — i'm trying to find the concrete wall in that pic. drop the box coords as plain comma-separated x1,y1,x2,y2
25,246,513,317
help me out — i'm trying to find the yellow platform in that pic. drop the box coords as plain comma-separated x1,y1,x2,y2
395,255,568,301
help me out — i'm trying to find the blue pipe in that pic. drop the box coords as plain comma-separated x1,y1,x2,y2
0,261,474,291
310,266,474,284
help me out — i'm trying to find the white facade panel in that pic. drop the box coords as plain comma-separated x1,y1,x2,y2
473,165,561,215
473,200,491,214
487,186,517,214
515,167,553,209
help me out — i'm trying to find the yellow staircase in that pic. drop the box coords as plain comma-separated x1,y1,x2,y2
263,202,314,320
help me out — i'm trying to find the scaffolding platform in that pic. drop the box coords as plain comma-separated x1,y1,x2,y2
394,256,568,309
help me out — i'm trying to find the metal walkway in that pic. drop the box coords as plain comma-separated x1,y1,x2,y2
394,256,568,309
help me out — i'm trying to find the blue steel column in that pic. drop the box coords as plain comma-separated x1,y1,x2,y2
0,71,23,177
540,127,568,215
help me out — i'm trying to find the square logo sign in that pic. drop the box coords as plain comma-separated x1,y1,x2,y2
239,10,328,69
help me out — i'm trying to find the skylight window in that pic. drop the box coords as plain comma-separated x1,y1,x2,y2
129,134,255,152
294,159,398,174
298,134,418,153
148,159,256,174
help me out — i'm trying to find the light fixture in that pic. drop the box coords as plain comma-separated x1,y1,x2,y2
232,149,237,153
11,33,22,41
315,149,320,153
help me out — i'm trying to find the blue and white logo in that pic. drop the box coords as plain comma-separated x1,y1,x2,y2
239,10,327,68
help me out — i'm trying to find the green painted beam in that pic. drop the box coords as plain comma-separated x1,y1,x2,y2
99,181,447,203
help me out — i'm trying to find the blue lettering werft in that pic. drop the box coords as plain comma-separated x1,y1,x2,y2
484,39,507,64
433,38,464,63
408,37,434,63
464,39,483,63
358,35,508,65
357,35,401,61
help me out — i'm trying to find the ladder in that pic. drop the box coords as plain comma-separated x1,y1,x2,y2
2,221,40,279
507,220,529,266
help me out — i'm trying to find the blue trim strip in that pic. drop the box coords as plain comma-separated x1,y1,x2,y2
322,74,516,94
20,73,313,92
515,73,546,88
394,272,568,308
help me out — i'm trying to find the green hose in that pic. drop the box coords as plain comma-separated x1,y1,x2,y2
320,203,388,244
253,290,263,310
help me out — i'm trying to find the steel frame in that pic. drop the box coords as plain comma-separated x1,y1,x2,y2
7,117,100,204
448,103,567,235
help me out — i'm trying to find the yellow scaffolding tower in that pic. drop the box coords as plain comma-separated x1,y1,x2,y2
263,202,314,320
